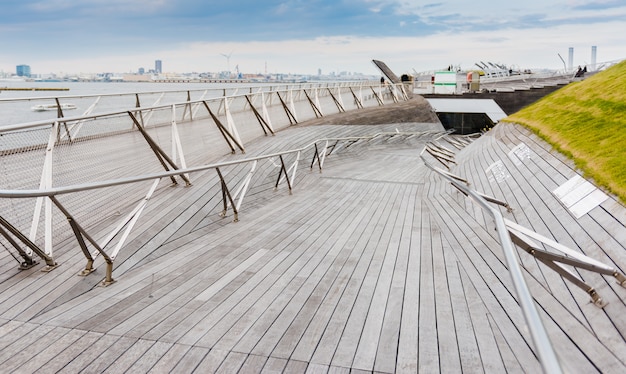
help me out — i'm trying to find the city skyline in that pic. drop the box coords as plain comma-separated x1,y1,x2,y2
1,1,625,76
5,60,376,81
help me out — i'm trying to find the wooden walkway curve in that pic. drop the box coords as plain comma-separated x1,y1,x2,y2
0,112,624,373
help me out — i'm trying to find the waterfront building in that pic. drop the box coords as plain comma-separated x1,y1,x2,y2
155,60,162,74
16,64,31,77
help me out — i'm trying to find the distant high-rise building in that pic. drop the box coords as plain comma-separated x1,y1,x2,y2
155,60,162,74
16,64,31,77
568,47,574,71
591,46,597,71
138,67,145,75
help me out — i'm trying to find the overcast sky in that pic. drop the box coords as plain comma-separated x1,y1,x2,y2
1,0,624,76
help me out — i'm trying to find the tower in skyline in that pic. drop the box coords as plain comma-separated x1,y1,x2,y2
16,64,31,77
568,47,574,71
155,60,162,74
591,46,597,71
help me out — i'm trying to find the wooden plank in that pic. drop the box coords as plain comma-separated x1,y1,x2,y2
261,357,289,373
13,328,85,373
283,359,309,373
170,346,211,372
468,135,553,290
1,326,70,372
57,333,120,374
395,185,422,373
101,338,155,373
439,236,482,372
351,184,410,371
36,331,104,372
327,366,351,374
238,354,268,373
288,184,400,364
0,119,624,374
147,343,192,373
479,135,578,299
430,221,462,374
193,348,229,373
373,185,417,374
487,313,526,372
195,249,269,302
416,210,439,372
125,341,174,373
0,320,29,342
215,351,248,373
77,336,138,373
305,363,329,373
232,182,394,357
34,183,324,332
308,183,399,367
0,324,55,365
115,193,330,338
331,183,406,367
426,195,543,372
244,182,392,360
459,266,507,372
177,181,361,348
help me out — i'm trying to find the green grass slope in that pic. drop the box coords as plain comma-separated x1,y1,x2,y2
505,60,626,204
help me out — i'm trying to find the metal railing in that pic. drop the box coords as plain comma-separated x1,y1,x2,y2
0,81,412,284
0,129,440,283
0,81,405,127
421,133,626,372
420,145,563,373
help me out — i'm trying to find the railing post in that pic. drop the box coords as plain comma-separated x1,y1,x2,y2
224,97,243,146
274,155,293,194
261,92,274,133
216,168,238,222
0,218,41,269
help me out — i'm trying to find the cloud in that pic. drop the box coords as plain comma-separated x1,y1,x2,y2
570,0,625,11
0,1,624,75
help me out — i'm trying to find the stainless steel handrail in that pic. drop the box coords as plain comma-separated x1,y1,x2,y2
0,130,437,283
0,80,377,103
0,82,407,133
420,147,563,373
0,131,429,198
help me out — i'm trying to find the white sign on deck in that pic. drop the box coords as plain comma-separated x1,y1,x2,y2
553,174,608,219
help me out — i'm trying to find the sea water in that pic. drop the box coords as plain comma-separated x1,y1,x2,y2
0,81,261,127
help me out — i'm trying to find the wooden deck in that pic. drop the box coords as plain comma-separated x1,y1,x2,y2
0,114,625,373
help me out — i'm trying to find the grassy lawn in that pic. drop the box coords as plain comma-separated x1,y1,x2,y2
504,60,626,204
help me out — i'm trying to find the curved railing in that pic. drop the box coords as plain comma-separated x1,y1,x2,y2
0,80,400,128
0,80,412,285
419,144,563,373
0,81,408,231
0,129,440,282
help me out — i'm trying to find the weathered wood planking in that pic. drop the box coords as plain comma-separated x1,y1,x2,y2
0,114,624,374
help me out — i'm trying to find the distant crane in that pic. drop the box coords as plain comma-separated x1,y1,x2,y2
221,51,233,77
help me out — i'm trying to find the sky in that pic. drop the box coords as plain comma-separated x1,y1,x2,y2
1,0,625,76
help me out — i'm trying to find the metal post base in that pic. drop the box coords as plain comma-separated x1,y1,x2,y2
100,278,116,287
99,262,115,287
589,288,608,308
78,259,96,276
19,259,39,270
40,263,59,272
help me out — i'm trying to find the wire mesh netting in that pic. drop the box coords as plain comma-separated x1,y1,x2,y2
0,82,405,267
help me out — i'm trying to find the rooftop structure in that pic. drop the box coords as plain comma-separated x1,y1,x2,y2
0,82,624,373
